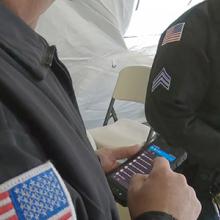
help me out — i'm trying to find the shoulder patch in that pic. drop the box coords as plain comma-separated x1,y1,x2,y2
162,22,185,46
152,68,171,92
0,162,77,220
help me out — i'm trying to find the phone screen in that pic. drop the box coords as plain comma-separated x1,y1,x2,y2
109,144,176,189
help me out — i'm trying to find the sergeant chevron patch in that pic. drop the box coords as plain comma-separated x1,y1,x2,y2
0,162,77,220
152,68,171,92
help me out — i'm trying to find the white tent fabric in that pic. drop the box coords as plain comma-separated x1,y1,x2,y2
125,0,204,49
37,0,154,129
37,0,203,128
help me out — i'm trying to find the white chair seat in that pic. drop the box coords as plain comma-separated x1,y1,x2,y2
86,130,97,150
89,118,150,149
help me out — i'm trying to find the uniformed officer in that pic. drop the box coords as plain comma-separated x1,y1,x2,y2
146,0,220,219
0,0,200,220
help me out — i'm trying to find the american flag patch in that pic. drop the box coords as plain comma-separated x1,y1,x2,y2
162,23,185,46
0,162,77,220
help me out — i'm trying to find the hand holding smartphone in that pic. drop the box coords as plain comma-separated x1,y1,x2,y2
107,138,187,206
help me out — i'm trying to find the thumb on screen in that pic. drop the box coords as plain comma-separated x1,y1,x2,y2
151,157,171,174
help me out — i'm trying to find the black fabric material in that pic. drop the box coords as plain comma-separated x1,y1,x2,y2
135,212,174,220
146,1,220,219
0,3,188,220
146,0,220,168
0,3,119,220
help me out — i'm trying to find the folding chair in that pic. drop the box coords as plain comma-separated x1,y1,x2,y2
89,66,154,149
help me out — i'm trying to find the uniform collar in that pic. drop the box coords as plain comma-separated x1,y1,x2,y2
208,0,220,23
0,3,53,81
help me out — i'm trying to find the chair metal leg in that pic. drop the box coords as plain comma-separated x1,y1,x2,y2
103,98,117,126
111,107,118,122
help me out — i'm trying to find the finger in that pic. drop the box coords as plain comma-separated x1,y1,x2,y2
175,173,188,186
113,145,141,160
129,173,148,190
110,161,120,171
189,187,202,208
195,199,202,216
189,187,202,216
151,157,171,174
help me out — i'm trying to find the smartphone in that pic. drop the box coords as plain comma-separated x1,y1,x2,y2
107,138,187,206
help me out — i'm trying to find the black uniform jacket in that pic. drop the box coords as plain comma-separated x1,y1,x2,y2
0,3,173,220
146,0,220,169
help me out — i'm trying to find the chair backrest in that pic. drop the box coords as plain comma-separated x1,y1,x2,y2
103,65,151,125
112,66,151,104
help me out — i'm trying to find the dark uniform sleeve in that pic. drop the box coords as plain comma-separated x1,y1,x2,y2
0,102,45,184
135,212,174,220
146,9,220,167
0,101,89,220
